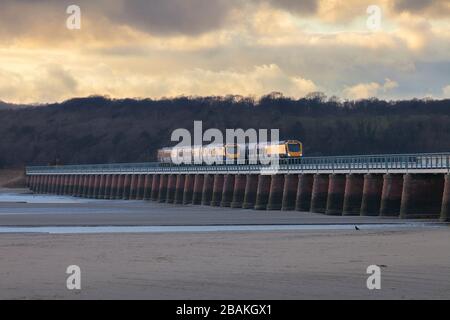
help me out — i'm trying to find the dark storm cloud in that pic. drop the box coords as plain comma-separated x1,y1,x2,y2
267,0,318,15
105,0,239,35
103,0,319,35
395,0,435,12
0,0,323,39
0,0,241,37
394,0,450,14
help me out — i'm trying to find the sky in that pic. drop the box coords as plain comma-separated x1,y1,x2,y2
0,0,449,104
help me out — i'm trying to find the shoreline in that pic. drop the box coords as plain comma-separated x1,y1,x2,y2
0,189,449,299
1,228,449,299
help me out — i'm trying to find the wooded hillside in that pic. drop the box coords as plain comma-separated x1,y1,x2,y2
1,94,450,168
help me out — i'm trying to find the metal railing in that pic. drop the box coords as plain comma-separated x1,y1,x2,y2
26,152,450,175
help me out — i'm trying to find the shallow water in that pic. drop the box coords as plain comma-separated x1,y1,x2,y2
0,223,441,234
0,192,101,204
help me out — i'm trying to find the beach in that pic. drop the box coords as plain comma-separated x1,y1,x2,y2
0,190,449,299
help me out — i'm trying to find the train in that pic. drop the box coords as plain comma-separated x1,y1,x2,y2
157,140,303,164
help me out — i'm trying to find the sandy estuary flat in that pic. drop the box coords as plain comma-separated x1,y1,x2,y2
0,189,449,299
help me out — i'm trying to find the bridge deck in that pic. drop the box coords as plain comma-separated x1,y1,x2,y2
26,152,450,175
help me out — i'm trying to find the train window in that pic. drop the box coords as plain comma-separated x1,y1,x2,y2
226,145,238,154
287,143,300,153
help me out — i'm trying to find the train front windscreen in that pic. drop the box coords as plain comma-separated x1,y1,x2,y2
287,143,301,153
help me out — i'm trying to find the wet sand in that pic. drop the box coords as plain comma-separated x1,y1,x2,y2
0,189,431,226
1,229,450,299
0,170,26,188
0,190,449,299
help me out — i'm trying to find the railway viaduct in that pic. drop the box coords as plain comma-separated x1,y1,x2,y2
25,153,450,221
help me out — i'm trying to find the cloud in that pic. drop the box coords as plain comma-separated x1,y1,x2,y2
0,0,240,41
443,85,450,97
0,64,78,103
395,0,435,12
103,0,240,36
0,69,25,102
393,13,434,51
316,0,375,23
343,82,381,100
393,0,450,17
267,0,318,15
0,63,317,103
92,64,317,100
0,1,449,103
35,64,79,98
272,0,450,22
343,78,398,100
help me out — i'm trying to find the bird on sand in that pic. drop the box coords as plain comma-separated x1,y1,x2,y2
355,225,360,230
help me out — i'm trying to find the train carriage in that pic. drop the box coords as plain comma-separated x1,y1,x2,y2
157,140,303,165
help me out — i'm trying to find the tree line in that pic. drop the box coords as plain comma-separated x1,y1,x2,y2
0,93,450,168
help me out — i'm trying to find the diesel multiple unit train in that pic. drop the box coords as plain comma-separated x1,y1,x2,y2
157,140,303,164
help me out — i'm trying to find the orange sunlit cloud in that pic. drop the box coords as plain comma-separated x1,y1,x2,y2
0,0,450,103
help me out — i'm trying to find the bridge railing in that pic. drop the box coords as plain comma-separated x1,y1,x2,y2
26,152,450,174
